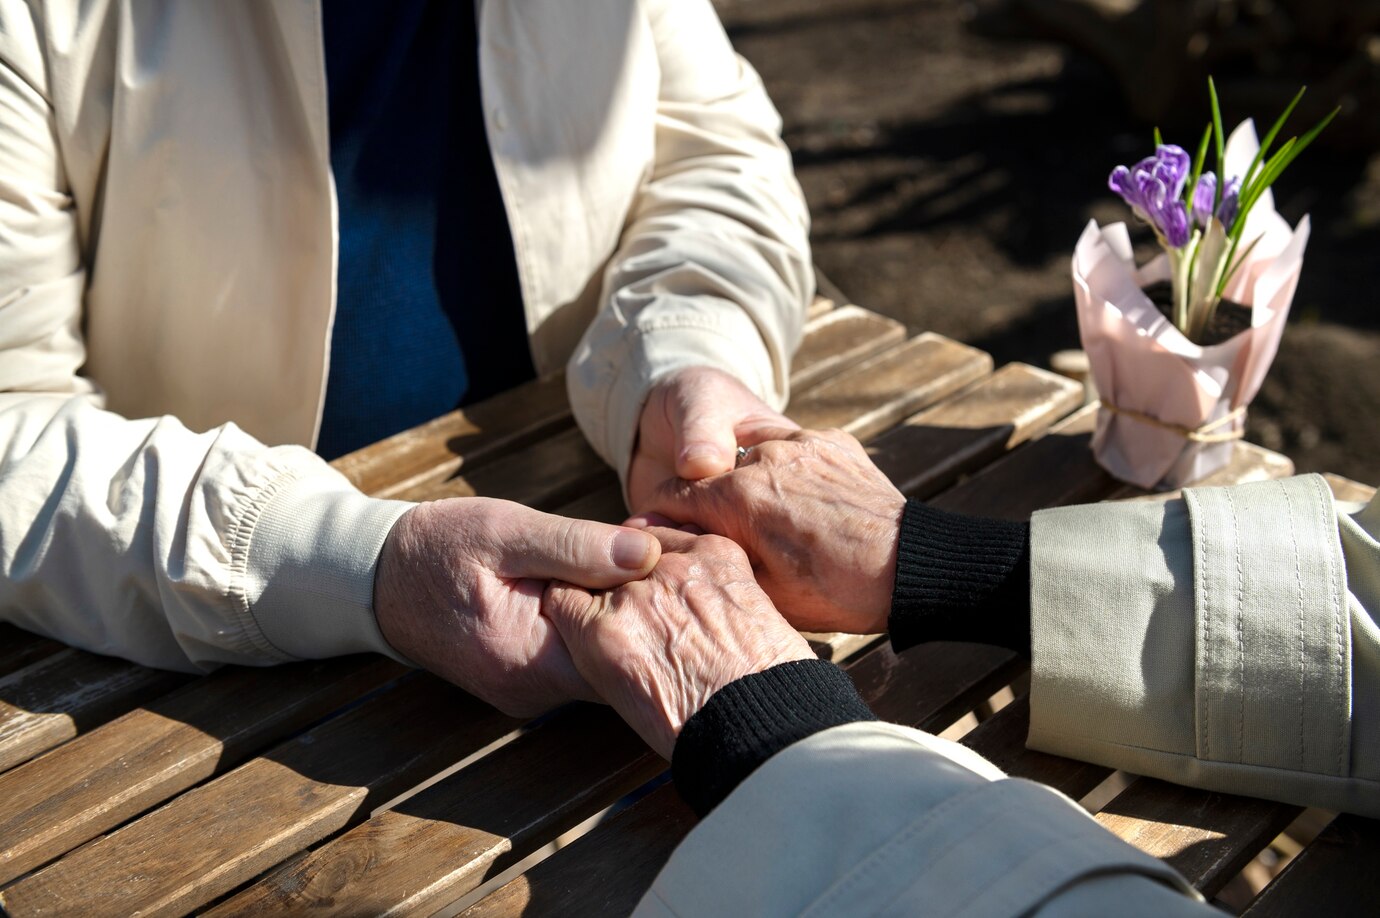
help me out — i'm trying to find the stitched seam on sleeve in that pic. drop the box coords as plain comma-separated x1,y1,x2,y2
1197,494,1211,761
224,466,305,662
1280,480,1307,771
1312,474,1348,775
1226,486,1246,763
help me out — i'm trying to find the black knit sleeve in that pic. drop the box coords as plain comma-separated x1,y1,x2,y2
888,499,1033,657
671,659,876,817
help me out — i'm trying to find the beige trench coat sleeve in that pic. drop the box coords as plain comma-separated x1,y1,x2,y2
1029,474,1380,817
636,722,1210,917
0,2,410,672
565,0,812,487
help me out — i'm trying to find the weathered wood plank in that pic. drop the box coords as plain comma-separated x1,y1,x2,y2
1240,814,1380,917
961,695,1112,801
929,403,1114,519
805,294,836,321
868,363,1082,500
0,675,519,918
1094,778,1302,897
0,657,403,885
460,783,695,918
790,304,905,391
0,625,62,679
331,372,574,499
788,333,992,443
205,705,665,917
0,650,188,775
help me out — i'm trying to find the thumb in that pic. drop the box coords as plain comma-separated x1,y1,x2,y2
493,506,660,588
672,392,739,480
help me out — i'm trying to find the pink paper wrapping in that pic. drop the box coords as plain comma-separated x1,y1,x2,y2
1071,123,1310,489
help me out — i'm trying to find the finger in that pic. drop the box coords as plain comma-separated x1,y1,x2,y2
494,507,661,587
679,523,706,535
671,390,739,480
736,424,803,449
623,511,679,530
643,525,700,555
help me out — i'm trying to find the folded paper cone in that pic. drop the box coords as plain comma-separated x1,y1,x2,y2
1071,214,1309,490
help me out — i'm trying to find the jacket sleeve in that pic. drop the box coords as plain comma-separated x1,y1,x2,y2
1027,474,1380,817
635,722,1210,918
0,5,411,673
565,0,813,485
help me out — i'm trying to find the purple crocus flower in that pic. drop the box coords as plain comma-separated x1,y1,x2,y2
1192,173,1217,227
1216,176,1242,228
1109,145,1193,247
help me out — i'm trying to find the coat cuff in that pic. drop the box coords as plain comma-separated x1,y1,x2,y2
239,468,414,664
1027,475,1367,813
570,304,779,497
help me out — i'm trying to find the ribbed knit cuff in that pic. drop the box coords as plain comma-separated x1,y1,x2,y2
671,660,877,817
889,499,1033,657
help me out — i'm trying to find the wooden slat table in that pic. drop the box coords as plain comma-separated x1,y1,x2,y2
0,298,1373,916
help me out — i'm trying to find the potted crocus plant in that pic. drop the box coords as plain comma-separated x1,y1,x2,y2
1072,81,1336,489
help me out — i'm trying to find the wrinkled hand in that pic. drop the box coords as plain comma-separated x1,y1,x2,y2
637,428,905,636
373,497,661,717
544,526,814,759
627,366,796,512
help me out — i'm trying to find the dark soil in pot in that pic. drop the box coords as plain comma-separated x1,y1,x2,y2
1142,280,1253,347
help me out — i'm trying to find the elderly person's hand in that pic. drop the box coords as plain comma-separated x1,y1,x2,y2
543,526,814,759
627,367,797,512
373,498,661,717
636,428,905,636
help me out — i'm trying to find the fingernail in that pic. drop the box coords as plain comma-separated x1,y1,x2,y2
680,444,720,466
612,530,654,570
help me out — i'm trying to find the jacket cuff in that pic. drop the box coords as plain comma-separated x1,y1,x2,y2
1028,475,1363,812
573,306,779,498
239,469,414,664
672,659,876,816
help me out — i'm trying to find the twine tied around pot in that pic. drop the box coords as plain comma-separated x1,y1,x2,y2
1099,400,1246,444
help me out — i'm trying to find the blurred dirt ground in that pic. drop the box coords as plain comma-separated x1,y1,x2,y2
717,0,1379,483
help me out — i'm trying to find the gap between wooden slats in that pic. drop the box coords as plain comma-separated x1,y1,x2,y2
0,657,405,886
0,651,189,776
1239,814,1380,916
0,625,62,679
0,674,522,918
202,351,1088,917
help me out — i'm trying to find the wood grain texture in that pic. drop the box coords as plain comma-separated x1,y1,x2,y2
330,372,574,499
789,305,905,391
461,782,697,918
206,706,665,917
788,333,992,442
868,363,1082,500
961,695,1113,802
0,650,188,775
805,294,835,321
0,657,403,885
1240,814,1380,917
1094,778,1301,897
0,675,519,918
0,625,62,679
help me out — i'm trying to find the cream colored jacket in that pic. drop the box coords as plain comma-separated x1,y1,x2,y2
0,0,810,670
643,476,1378,916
